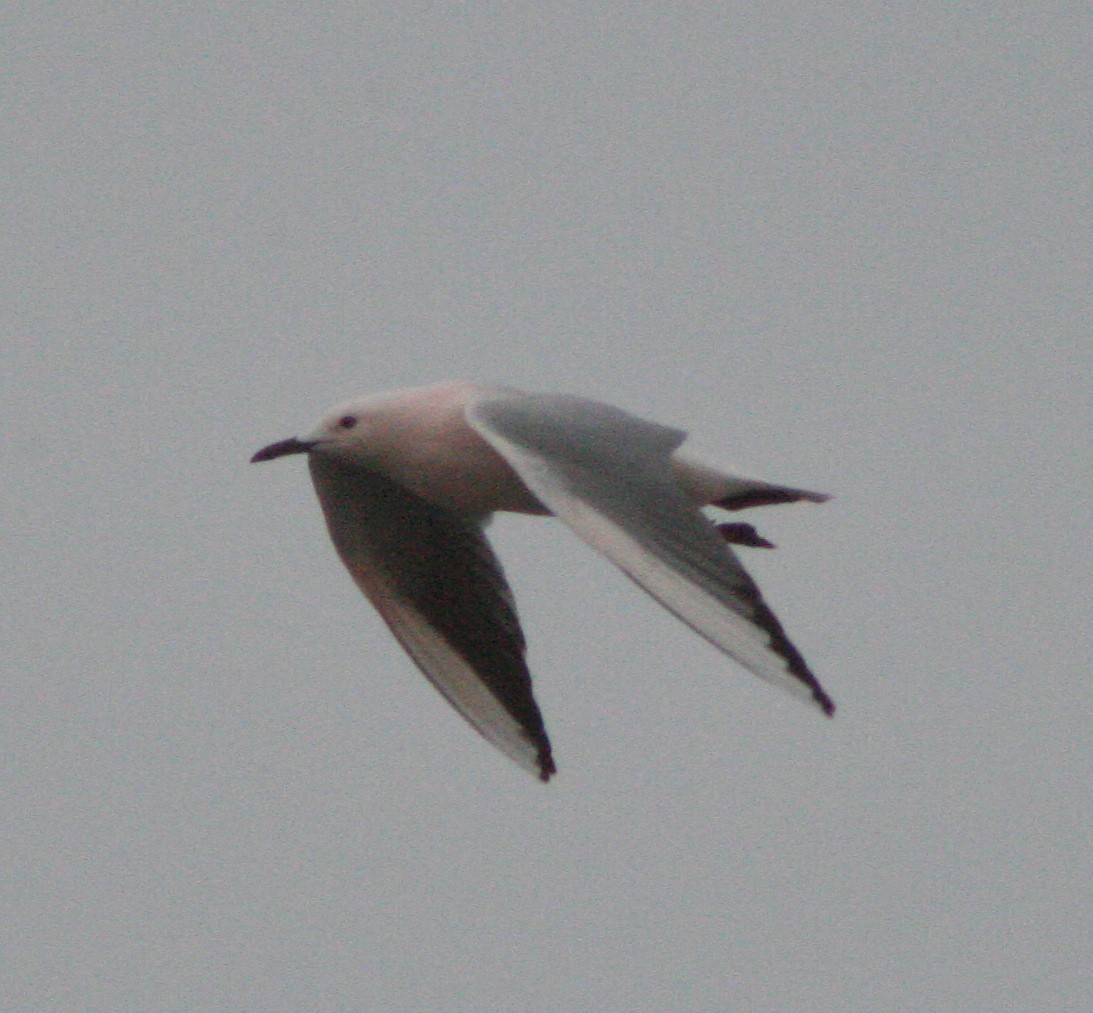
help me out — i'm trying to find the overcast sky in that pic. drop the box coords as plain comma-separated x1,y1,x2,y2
4,6,1089,1011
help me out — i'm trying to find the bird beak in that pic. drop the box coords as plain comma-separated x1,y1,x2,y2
250,437,314,463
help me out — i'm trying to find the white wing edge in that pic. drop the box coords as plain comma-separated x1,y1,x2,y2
356,578,547,779
541,491,823,709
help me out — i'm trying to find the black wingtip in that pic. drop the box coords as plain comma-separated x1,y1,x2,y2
816,689,836,717
715,488,832,511
537,746,557,783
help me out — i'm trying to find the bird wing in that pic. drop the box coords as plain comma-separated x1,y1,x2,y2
308,453,555,780
466,391,835,715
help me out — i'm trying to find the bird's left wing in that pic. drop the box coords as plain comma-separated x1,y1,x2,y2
308,453,555,780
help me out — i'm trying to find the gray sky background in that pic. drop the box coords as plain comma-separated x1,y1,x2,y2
4,6,1089,1011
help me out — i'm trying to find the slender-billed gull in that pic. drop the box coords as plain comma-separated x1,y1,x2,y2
251,381,834,781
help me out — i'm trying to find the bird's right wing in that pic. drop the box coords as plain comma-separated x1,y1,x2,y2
467,391,835,716
308,453,555,781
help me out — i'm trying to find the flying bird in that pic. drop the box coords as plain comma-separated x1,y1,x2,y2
251,381,834,781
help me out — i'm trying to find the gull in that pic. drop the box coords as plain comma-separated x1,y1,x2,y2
251,381,834,781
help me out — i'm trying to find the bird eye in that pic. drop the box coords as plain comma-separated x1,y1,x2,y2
338,415,357,430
